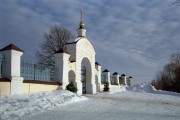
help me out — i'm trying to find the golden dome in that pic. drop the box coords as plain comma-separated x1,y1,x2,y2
79,21,85,29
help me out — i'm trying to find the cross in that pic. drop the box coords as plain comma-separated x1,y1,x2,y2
80,9,83,22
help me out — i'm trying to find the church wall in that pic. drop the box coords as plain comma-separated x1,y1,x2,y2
69,62,76,72
66,44,76,62
100,84,104,91
111,85,120,89
100,84,120,92
23,83,60,94
0,81,11,96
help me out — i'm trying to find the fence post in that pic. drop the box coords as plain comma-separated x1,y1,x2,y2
128,76,133,86
102,69,111,85
121,74,127,86
34,64,36,80
54,50,70,89
0,44,24,95
95,62,101,92
0,55,4,77
112,72,120,85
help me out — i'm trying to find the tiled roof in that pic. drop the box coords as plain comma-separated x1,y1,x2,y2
0,78,11,82
0,44,23,52
54,49,69,54
95,62,101,66
112,72,119,75
103,69,109,72
129,76,133,78
121,74,126,76
23,80,62,85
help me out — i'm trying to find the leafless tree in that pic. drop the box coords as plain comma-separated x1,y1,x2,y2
151,53,180,93
170,53,180,66
36,25,74,68
171,0,180,5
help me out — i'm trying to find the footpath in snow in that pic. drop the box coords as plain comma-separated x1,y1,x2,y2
0,90,87,120
24,84,180,120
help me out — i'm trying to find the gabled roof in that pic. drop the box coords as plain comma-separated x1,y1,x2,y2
66,37,81,44
95,62,101,66
0,44,23,52
129,76,133,78
66,37,96,53
54,49,69,54
103,69,109,72
112,72,119,75
121,74,126,76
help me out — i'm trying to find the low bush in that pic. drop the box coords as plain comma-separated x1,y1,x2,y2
103,82,110,92
66,81,78,93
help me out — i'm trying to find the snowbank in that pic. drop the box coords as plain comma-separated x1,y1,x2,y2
109,86,126,94
24,88,180,120
0,90,87,120
127,83,180,97
127,83,156,93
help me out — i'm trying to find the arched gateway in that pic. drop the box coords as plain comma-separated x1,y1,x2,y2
81,57,92,94
54,12,102,95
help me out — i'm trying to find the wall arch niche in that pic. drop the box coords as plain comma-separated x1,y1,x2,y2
68,70,76,84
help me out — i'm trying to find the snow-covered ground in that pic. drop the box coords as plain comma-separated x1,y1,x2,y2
0,84,180,120
0,90,87,120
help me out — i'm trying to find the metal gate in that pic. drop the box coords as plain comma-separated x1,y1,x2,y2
0,55,4,78
81,66,86,94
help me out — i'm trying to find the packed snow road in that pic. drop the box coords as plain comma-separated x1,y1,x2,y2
24,91,180,120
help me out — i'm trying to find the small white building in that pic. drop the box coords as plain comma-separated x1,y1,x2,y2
55,14,101,95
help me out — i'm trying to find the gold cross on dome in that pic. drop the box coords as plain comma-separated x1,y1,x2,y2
80,9,83,22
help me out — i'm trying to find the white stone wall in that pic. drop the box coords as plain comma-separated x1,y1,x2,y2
66,43,76,62
0,49,24,95
1,50,23,79
54,53,70,89
95,65,101,92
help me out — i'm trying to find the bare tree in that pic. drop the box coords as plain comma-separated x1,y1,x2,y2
171,0,180,5
151,53,180,93
36,25,74,68
170,53,180,66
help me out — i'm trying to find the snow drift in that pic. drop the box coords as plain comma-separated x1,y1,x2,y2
109,86,126,94
127,83,180,97
0,90,87,120
127,83,156,93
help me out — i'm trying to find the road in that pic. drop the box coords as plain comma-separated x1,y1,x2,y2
24,92,180,120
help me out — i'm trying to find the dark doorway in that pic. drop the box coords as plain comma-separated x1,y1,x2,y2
81,66,86,94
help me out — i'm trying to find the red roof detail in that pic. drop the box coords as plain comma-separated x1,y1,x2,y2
0,44,23,52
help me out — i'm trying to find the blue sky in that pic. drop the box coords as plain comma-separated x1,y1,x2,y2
0,0,180,84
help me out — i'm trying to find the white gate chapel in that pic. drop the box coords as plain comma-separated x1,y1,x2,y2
55,14,97,95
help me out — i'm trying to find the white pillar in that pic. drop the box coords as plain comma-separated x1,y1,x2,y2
113,72,120,85
103,69,111,84
75,81,82,95
95,62,101,92
128,76,133,86
0,44,24,95
121,74,127,86
54,52,70,89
